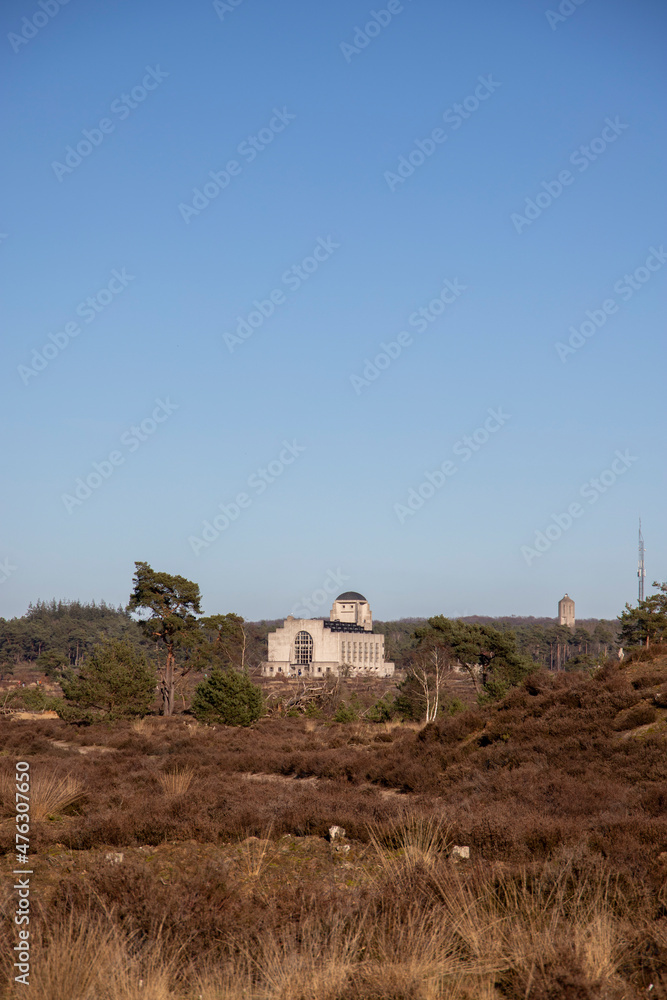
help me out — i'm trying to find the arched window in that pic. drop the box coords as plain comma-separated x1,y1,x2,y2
294,630,313,665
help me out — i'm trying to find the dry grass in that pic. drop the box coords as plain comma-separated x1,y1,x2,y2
249,917,360,1000
0,769,84,821
368,811,452,878
157,767,194,796
2,917,174,1000
238,822,274,878
383,719,422,732
31,771,84,820
0,869,645,999
429,863,629,993
131,718,155,735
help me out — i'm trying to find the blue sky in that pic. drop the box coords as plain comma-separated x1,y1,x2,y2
2,0,665,622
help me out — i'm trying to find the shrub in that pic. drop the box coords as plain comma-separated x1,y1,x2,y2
333,702,358,723
4,687,57,712
446,697,467,716
58,640,156,722
612,701,658,731
367,696,395,723
191,668,263,726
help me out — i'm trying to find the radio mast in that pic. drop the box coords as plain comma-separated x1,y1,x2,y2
638,519,646,603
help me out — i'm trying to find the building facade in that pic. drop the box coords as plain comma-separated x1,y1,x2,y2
262,591,394,678
558,593,575,628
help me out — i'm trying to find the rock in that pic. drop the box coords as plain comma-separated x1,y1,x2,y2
450,845,470,862
328,825,346,841
105,852,124,865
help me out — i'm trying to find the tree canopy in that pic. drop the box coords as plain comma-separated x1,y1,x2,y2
198,613,247,670
0,600,147,676
413,616,534,700
191,667,263,727
127,561,203,716
58,639,156,723
618,582,667,648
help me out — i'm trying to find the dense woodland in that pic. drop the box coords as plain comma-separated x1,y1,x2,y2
0,600,273,679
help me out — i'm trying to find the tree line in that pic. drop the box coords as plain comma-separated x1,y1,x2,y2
2,564,665,725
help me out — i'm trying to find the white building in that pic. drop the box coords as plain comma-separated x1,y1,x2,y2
262,591,395,678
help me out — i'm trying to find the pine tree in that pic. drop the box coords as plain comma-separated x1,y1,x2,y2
59,639,156,722
191,667,263,726
618,582,667,648
128,561,202,716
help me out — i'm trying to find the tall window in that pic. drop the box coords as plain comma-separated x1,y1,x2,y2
294,630,313,665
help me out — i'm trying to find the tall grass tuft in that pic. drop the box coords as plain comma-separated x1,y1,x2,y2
367,810,452,878
4,770,85,821
4,917,175,1000
157,767,194,796
6,916,113,1000
238,822,274,878
253,916,361,1000
0,866,643,999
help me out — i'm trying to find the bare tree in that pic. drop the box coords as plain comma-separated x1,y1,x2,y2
407,645,450,722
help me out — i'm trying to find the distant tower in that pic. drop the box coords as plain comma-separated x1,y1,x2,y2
638,519,646,603
558,594,575,628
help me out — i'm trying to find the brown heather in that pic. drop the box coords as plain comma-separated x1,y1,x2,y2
0,651,666,997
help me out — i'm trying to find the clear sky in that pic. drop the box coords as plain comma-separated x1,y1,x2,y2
2,0,665,623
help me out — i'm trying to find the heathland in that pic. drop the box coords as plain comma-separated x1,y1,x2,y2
1,643,666,999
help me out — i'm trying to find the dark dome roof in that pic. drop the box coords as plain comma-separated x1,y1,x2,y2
336,592,366,602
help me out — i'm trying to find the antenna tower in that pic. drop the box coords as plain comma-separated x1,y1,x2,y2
638,519,646,603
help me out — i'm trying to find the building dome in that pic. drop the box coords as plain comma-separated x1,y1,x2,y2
335,591,366,601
